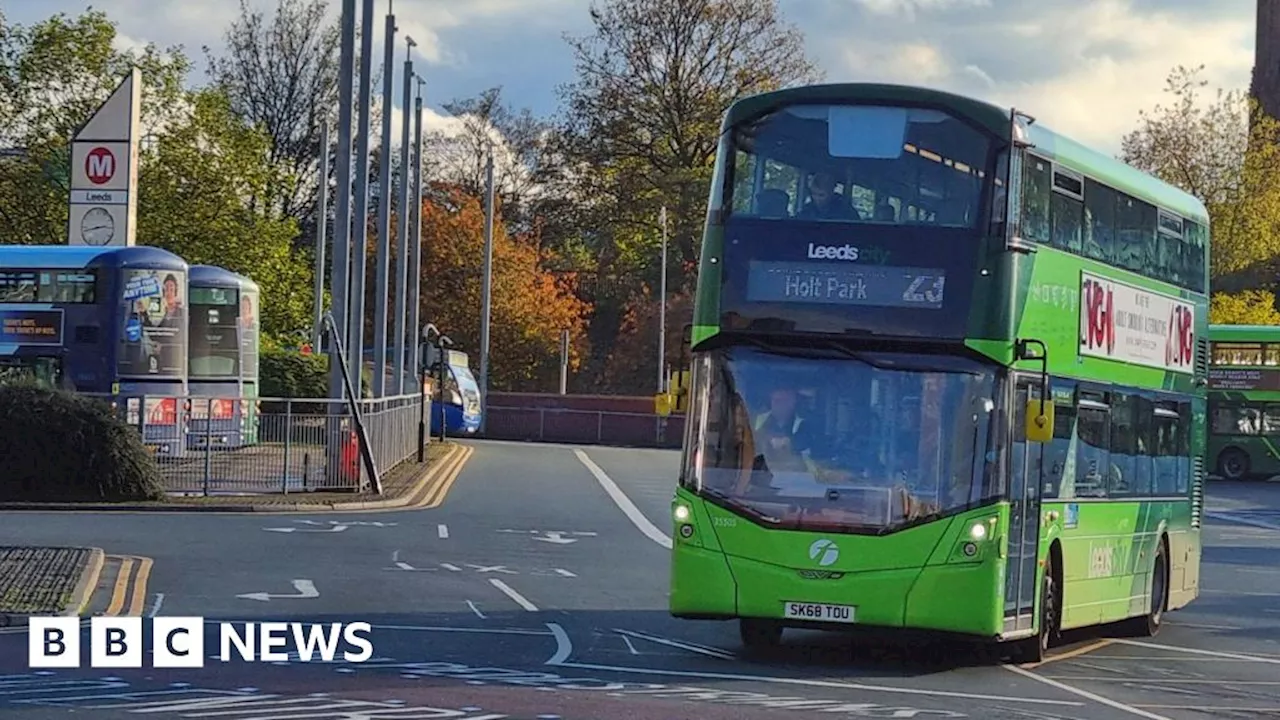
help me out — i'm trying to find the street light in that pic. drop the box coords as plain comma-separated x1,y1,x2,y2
418,322,439,461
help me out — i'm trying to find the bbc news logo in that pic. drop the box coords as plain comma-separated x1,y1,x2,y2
28,617,374,668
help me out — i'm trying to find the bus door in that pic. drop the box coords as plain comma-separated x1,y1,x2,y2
1004,375,1045,635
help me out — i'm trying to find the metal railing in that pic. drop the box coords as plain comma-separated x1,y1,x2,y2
482,405,684,448
82,392,428,496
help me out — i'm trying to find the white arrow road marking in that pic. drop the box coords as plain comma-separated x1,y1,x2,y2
264,526,347,533
613,628,736,660
236,579,319,602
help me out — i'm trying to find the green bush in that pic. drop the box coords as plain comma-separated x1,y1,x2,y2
0,386,165,502
261,347,330,398
260,347,371,400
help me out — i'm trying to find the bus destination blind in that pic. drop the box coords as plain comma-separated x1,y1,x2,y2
745,260,946,309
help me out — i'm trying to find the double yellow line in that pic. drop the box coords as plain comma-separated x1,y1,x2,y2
102,555,153,617
416,444,475,509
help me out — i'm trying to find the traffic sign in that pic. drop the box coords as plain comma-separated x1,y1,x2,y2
85,147,115,184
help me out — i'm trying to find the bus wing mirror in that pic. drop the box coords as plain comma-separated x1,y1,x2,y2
1025,398,1054,443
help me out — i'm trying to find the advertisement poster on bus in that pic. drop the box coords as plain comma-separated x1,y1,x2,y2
189,286,240,378
119,269,186,376
240,289,259,379
1078,272,1195,374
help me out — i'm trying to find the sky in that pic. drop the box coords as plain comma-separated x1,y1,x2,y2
5,0,1259,156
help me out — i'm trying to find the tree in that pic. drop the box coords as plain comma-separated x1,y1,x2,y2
1210,290,1280,325
204,0,341,222
1120,65,1280,289
416,184,590,392
423,87,557,230
599,288,694,394
557,0,819,389
0,9,189,246
138,88,310,340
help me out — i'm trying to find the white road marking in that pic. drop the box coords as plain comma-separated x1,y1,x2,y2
1205,512,1280,530
1046,678,1280,685
1002,664,1170,718
148,593,165,617
489,579,538,612
441,563,462,571
613,628,735,660
552,660,1082,705
573,449,672,549
546,622,572,665
466,601,485,619
395,562,416,571
438,524,449,539
620,634,638,655
554,568,576,577
1112,639,1280,664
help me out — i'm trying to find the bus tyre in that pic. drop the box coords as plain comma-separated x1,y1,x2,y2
1218,448,1250,480
740,618,782,650
1125,540,1168,637
1015,560,1059,664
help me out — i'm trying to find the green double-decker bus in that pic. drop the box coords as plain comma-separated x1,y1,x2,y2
670,83,1207,662
1207,324,1280,480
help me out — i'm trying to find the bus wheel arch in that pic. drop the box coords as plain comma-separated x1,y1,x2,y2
1217,447,1250,480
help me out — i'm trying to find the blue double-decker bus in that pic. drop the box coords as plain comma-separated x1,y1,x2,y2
187,265,261,449
430,349,481,435
0,245,189,456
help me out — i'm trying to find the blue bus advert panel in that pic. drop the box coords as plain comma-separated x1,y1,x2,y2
0,309,64,346
120,269,186,376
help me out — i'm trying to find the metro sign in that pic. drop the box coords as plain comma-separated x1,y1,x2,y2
85,147,115,185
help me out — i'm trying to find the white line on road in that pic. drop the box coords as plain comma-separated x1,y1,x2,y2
1002,664,1170,718
441,563,462,572
438,524,449,539
148,593,165,618
620,634,638,655
1112,639,1280,664
554,568,576,577
466,600,486,619
1206,511,1280,531
546,622,572,664
489,579,538,612
395,562,416,571
573,449,672,549
613,628,735,660
554,660,1083,705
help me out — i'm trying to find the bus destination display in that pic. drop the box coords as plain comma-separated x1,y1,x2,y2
746,260,946,309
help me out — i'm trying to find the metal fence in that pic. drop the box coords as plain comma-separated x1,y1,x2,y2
84,393,428,495
482,405,684,448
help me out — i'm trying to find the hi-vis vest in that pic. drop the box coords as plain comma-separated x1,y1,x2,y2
752,411,817,474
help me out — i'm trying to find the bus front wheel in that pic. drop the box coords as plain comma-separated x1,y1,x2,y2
1218,448,1250,480
740,618,782,649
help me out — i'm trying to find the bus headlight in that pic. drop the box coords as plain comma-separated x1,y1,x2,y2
969,521,987,540
674,504,690,522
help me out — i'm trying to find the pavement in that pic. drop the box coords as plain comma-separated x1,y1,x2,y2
0,438,1277,719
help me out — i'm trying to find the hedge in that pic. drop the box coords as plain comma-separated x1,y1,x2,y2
0,384,165,502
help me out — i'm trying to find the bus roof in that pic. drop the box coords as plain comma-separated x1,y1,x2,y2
0,244,187,270
190,264,260,291
1208,324,1280,341
721,82,1209,225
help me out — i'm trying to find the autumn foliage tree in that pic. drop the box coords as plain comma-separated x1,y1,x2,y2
416,184,589,392
1121,65,1280,324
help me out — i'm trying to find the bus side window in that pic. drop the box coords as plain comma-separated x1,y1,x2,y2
1074,399,1110,499
1107,392,1137,497
1177,400,1192,495
1133,396,1156,496
1041,396,1076,499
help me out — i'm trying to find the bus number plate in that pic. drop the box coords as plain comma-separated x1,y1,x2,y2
783,602,856,623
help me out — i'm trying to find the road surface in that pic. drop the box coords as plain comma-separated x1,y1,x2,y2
1,439,1279,719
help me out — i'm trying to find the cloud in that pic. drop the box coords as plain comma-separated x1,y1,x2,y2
817,0,1253,153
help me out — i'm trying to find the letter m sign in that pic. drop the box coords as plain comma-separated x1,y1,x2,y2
85,147,115,185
